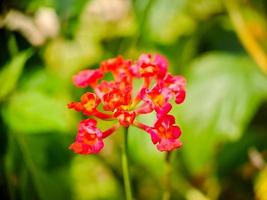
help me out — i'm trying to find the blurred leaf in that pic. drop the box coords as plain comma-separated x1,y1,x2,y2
174,53,267,174
145,0,196,44
2,70,77,134
3,90,74,134
44,38,102,79
25,0,54,12
186,0,223,19
20,70,63,93
186,188,210,200
0,50,31,101
70,156,122,200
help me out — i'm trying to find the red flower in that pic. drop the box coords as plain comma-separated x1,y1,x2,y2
100,56,132,81
114,110,136,127
68,92,100,115
69,119,120,154
148,115,182,151
69,119,104,154
134,115,182,152
130,54,168,79
102,88,131,111
140,84,169,107
163,74,186,104
68,54,186,154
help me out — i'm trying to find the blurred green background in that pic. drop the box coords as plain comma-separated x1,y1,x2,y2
1,0,267,199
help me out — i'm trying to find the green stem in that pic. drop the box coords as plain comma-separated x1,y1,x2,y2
8,34,18,57
162,151,172,200
4,134,16,200
122,127,133,200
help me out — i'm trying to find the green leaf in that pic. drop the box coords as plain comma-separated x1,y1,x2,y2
44,38,102,79
2,71,75,134
173,53,267,174
186,0,223,19
0,50,32,101
145,0,196,44
3,90,75,134
2,69,78,134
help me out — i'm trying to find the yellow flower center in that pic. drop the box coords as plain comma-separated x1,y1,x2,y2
84,100,96,112
152,94,164,107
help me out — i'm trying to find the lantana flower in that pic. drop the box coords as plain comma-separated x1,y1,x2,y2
68,53,186,153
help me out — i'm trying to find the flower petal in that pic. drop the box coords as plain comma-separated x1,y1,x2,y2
156,138,182,152
73,69,103,88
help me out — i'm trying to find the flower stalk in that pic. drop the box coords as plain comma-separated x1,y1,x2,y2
122,127,133,200
163,151,172,200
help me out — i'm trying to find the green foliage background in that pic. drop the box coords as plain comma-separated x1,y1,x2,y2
1,0,267,199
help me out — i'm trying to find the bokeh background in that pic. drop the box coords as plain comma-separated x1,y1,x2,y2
1,0,267,199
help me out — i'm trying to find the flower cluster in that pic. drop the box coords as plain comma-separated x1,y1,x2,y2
68,54,186,154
